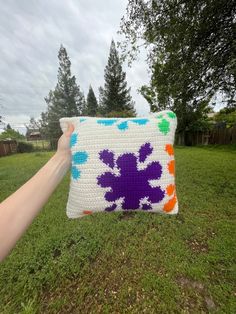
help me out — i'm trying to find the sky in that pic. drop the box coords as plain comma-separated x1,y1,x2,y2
0,0,226,135
0,0,151,134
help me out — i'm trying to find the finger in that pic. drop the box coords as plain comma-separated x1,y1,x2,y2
65,123,74,137
68,123,74,133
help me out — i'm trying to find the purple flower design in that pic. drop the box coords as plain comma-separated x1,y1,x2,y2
97,142,165,212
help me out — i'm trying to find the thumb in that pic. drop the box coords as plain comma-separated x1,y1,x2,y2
64,123,74,137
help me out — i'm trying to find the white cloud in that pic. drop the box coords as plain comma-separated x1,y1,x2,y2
0,0,150,132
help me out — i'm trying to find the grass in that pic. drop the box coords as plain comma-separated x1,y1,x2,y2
0,146,236,313
23,140,51,151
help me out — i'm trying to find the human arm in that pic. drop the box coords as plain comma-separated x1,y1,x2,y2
0,124,74,262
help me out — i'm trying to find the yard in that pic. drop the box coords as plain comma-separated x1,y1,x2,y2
0,146,235,313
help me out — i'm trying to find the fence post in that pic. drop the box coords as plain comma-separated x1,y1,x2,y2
3,143,6,155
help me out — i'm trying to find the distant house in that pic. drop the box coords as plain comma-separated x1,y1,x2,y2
26,130,42,141
207,112,217,119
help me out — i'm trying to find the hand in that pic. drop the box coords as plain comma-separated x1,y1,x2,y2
55,123,75,168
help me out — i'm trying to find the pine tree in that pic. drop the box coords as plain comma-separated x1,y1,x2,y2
0,100,4,125
101,40,136,117
0,113,3,125
85,85,98,116
42,45,85,142
96,86,106,116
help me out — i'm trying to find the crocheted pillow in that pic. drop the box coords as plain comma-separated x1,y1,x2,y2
60,110,178,218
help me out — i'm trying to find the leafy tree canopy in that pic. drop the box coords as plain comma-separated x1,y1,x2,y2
119,0,235,131
0,128,25,140
214,107,236,127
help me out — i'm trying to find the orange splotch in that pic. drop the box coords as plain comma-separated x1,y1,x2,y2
163,194,177,212
166,184,175,196
168,160,175,175
83,210,93,215
165,144,174,156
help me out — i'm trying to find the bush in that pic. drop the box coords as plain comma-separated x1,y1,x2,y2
0,129,25,141
17,142,34,153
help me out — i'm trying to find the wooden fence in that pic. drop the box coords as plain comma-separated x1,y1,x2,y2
1,126,236,157
209,125,236,145
176,125,236,146
0,140,17,157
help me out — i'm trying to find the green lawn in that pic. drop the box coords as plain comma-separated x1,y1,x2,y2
0,147,236,313
21,139,51,151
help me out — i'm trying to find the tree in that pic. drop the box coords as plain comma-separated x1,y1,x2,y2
85,85,98,116
27,117,41,130
119,0,236,131
39,112,49,139
6,124,12,130
0,128,25,140
214,107,236,128
0,113,3,126
0,102,4,125
42,45,86,142
100,39,136,117
96,86,106,116
25,117,41,138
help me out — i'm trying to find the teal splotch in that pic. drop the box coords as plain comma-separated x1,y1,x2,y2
117,121,128,131
118,118,149,130
131,118,149,125
70,133,78,147
71,166,81,180
80,118,86,122
72,151,89,164
97,119,118,126
97,118,150,131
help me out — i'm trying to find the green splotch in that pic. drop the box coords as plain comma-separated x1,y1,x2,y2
158,119,170,135
167,112,176,119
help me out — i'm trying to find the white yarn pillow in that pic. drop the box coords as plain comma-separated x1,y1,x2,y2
60,110,178,218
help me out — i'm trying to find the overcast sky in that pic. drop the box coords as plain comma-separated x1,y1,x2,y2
0,0,151,132
0,0,226,134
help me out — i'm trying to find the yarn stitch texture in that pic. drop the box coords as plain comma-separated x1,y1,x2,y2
60,110,178,218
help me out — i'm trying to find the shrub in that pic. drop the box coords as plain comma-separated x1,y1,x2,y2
17,142,34,153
